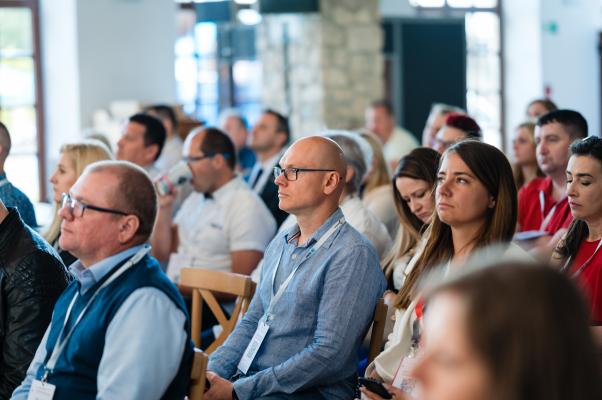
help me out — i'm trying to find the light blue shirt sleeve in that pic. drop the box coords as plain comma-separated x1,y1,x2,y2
11,287,187,400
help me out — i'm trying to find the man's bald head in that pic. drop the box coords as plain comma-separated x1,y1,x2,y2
287,136,347,179
0,122,11,165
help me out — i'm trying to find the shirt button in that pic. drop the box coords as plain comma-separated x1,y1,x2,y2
291,254,297,260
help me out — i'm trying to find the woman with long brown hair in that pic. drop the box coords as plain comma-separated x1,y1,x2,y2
382,148,440,291
366,140,523,392
553,136,602,339
362,261,601,400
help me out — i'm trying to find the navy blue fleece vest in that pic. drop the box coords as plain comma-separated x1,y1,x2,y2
36,254,193,399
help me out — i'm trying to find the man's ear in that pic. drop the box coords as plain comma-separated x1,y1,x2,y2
323,171,342,195
144,144,160,164
117,215,140,244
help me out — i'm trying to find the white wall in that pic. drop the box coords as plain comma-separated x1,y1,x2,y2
502,0,543,149
540,0,600,136
77,0,178,128
39,0,178,200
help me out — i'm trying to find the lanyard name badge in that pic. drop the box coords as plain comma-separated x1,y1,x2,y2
237,218,345,374
28,245,151,400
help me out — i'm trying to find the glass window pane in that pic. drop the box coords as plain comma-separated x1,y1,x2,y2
0,57,35,106
409,0,445,7
0,8,33,57
448,0,472,7
473,0,497,7
466,12,500,53
4,154,39,202
233,60,261,104
0,106,37,151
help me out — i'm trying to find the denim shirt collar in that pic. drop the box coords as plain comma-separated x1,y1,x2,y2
283,207,345,249
68,244,145,295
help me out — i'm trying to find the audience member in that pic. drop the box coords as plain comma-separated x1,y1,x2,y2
0,121,37,227
206,136,386,400
151,127,275,282
553,136,602,331
512,121,543,190
432,113,482,154
145,104,184,172
421,103,464,149
367,140,522,389
360,131,399,237
517,110,588,244
279,131,392,259
382,148,440,293
12,161,193,399
219,109,256,175
247,109,290,227
526,98,558,120
116,113,166,178
362,262,602,400
365,100,418,171
45,140,113,266
0,199,68,398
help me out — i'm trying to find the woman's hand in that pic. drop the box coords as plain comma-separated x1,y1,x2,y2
359,384,408,400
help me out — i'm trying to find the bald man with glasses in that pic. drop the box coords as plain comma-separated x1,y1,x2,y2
12,161,193,400
206,136,386,400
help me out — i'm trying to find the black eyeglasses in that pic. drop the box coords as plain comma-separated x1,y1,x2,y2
273,166,336,181
61,193,129,218
183,153,230,163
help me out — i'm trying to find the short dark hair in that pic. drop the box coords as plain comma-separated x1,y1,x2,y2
0,121,11,160
144,104,178,129
445,113,482,139
199,127,237,170
128,113,167,161
264,109,290,145
370,99,394,116
536,109,588,139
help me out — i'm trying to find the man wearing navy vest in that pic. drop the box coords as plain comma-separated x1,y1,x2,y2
12,161,193,400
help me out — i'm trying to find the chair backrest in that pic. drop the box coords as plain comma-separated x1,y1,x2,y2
368,298,387,364
180,268,256,354
188,348,208,400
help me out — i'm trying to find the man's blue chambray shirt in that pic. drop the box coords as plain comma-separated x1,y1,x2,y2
208,208,387,400
0,172,37,228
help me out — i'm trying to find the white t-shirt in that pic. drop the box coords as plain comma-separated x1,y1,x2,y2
383,126,418,167
168,177,276,281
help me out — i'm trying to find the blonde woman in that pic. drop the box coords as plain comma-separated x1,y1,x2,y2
360,131,399,237
512,122,543,190
45,140,113,265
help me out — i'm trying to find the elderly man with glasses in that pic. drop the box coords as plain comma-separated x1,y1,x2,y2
151,126,276,283
205,136,386,400
12,161,194,400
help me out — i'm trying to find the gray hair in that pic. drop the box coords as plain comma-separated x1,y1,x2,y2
428,103,465,118
322,130,373,194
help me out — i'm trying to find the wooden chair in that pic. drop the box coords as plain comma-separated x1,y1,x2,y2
188,348,208,400
367,298,388,364
180,268,256,354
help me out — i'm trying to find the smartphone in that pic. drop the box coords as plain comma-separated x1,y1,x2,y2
358,377,393,399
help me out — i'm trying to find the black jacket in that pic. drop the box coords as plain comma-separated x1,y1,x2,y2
0,208,70,399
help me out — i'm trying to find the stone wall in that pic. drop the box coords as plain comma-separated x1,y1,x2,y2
256,0,383,138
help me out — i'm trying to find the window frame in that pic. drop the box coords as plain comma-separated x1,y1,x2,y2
0,0,45,200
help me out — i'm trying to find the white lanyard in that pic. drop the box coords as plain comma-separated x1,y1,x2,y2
42,245,151,380
0,178,8,189
561,239,602,277
539,190,567,231
265,217,345,322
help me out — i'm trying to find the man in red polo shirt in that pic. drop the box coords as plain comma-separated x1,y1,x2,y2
517,109,588,243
